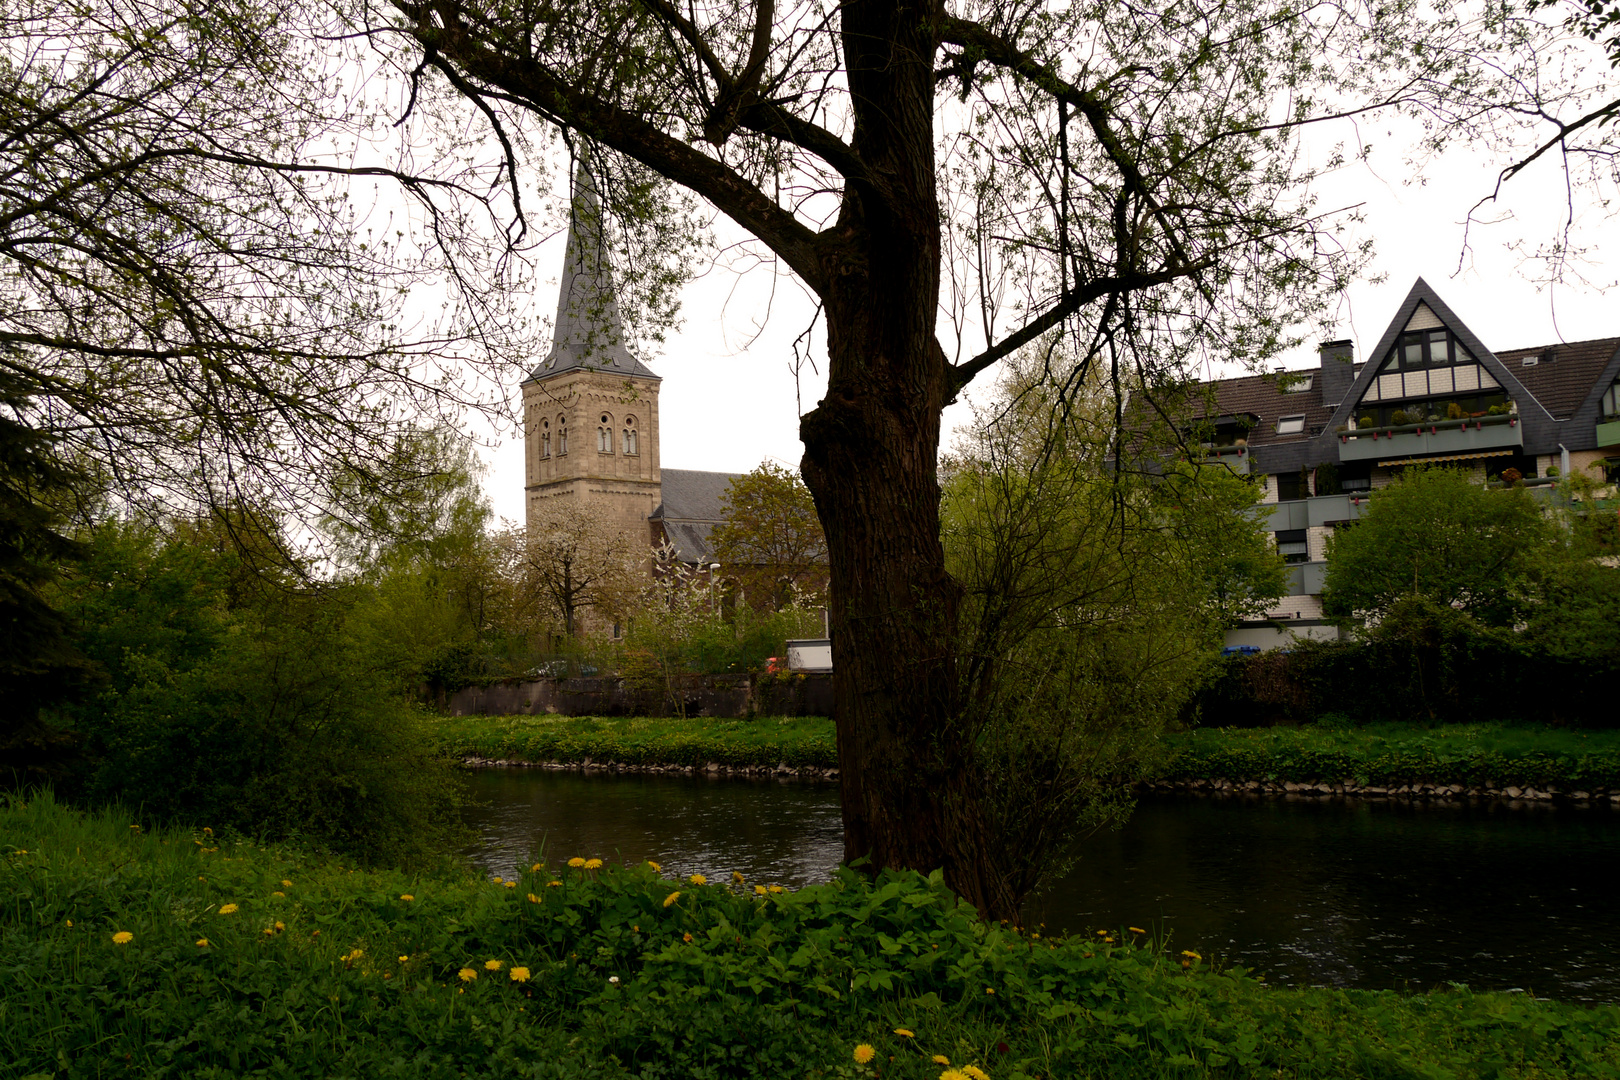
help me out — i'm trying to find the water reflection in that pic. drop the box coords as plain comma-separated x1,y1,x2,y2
459,769,1620,1002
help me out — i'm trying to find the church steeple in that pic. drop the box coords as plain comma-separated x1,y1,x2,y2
530,160,660,382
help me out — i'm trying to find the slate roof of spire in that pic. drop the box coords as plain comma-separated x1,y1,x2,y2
527,163,660,383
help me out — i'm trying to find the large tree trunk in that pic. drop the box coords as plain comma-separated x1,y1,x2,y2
797,0,1017,921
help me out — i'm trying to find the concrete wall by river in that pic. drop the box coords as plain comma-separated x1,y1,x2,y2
446,672,834,719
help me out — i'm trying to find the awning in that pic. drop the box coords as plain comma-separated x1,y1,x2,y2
1378,449,1517,467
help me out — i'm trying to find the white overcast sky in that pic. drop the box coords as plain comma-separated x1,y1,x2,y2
477,116,1620,524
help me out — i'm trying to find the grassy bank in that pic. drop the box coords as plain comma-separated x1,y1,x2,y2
5,793,1618,1079
432,714,1620,795
432,713,838,770
1161,723,1620,794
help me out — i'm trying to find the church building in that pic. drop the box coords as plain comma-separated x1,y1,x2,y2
521,165,741,566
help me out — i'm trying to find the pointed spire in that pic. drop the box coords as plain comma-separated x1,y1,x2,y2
529,158,660,382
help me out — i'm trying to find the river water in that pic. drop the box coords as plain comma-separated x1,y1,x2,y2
460,768,1620,1002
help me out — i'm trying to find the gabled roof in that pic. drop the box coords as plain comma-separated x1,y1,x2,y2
650,469,743,564
1333,277,1543,424
1180,370,1334,448
1494,338,1620,420
526,161,660,384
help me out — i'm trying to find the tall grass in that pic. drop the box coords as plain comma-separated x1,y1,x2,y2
4,791,1618,1078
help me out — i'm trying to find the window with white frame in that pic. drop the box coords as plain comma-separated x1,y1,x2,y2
1276,414,1306,435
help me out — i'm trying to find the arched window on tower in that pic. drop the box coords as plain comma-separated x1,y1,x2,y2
557,416,567,455
598,412,614,453
540,418,551,458
623,415,638,455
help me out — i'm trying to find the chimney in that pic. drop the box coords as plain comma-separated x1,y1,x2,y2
1318,339,1355,409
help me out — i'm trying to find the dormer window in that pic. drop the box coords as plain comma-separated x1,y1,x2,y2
1276,415,1305,435
1280,374,1314,393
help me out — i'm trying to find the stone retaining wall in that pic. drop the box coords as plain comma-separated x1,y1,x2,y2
448,672,834,719
1147,777,1620,804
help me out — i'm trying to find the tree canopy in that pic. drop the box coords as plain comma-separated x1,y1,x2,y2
0,0,533,541
1322,467,1551,628
710,462,827,610
372,0,1615,916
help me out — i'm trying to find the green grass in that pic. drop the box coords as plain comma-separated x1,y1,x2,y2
434,714,1619,792
431,713,838,770
1161,722,1620,790
5,792,1619,1079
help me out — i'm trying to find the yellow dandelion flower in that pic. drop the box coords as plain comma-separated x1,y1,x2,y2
503,881,516,889
754,885,768,896
646,860,661,872
894,1028,915,1038
1096,930,1108,937
399,955,409,963
218,904,239,915
663,891,681,907
853,1044,876,1065
400,894,414,901
985,987,995,994
64,920,72,928
963,1067,989,1080
275,921,285,931
196,938,210,947
688,873,707,886
768,885,784,894
1181,950,1201,960
280,879,291,887
531,863,543,872
940,1070,968,1080
510,966,531,982
458,968,477,982
568,857,586,868
341,948,364,961
732,871,745,885
484,959,503,971
271,891,285,898
202,827,212,835
631,925,639,933
584,858,603,870
682,932,693,943
547,880,562,887
932,1055,951,1066
1128,926,1146,935
263,927,276,936
112,931,133,945
493,876,504,883
527,893,541,904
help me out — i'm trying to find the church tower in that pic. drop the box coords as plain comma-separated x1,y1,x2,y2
522,163,662,542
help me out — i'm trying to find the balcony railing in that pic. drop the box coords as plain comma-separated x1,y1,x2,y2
1337,412,1522,462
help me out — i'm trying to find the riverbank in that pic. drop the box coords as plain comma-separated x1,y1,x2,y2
435,715,1620,801
435,712,840,775
6,792,1618,1078
1156,723,1620,803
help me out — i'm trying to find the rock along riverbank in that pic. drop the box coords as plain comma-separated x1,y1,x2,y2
460,755,840,781
460,756,1619,805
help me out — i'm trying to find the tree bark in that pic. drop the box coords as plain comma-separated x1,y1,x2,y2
795,0,1016,921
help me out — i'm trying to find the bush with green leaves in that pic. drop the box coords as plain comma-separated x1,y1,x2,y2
6,792,1619,1079
47,519,467,865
